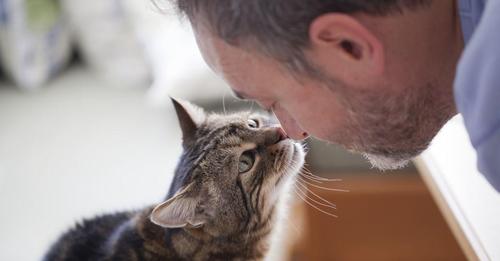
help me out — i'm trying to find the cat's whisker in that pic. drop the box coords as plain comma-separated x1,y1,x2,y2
250,101,255,113
295,180,337,209
299,170,341,183
297,176,350,192
222,93,228,116
293,189,338,218
299,172,323,184
299,165,321,176
300,167,343,182
294,183,337,210
295,180,337,208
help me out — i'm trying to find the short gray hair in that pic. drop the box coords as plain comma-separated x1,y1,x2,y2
171,0,431,76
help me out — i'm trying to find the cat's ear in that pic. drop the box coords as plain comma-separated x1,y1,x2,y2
150,183,206,228
170,97,206,147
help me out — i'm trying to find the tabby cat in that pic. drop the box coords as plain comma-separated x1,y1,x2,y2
44,98,305,261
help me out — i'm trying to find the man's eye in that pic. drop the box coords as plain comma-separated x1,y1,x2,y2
247,119,259,128
238,150,256,173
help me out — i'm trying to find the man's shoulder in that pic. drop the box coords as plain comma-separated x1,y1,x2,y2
457,0,486,44
454,0,500,192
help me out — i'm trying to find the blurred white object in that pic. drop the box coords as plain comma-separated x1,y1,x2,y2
122,0,229,104
0,163,4,191
0,65,181,261
60,0,151,87
416,115,500,261
0,0,72,90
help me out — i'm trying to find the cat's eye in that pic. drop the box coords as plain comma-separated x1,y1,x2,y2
238,150,256,173
247,119,259,128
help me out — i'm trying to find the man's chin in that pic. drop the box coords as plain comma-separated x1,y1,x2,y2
362,153,412,171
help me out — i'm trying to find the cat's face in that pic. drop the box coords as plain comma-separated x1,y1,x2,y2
150,99,305,237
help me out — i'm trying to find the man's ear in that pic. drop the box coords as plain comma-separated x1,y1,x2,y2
308,13,384,83
170,97,206,147
150,183,206,228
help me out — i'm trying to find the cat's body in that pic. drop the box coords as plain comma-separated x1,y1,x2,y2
44,207,269,260
44,99,305,261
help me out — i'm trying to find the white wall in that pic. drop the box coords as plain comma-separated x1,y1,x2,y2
0,67,187,260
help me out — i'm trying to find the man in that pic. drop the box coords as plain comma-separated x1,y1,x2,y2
168,0,499,191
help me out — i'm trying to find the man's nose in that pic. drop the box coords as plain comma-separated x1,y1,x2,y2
273,109,309,140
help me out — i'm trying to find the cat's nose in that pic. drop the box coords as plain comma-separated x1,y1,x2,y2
270,126,289,144
262,125,289,146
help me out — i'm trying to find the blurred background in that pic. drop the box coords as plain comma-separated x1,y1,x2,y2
0,1,466,260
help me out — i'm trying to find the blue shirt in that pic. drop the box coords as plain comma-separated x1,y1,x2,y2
456,0,500,191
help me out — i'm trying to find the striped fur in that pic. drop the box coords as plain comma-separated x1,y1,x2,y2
44,99,305,261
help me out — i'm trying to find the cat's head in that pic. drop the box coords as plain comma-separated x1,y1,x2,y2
150,98,305,237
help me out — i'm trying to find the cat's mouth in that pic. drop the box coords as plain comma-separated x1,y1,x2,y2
273,139,305,176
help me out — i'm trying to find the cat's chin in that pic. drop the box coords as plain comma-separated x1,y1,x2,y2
275,140,305,181
290,142,305,172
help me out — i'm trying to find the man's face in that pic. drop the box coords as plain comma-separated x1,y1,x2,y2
191,19,457,170
193,24,345,141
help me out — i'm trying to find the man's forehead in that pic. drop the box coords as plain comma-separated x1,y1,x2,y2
192,21,232,73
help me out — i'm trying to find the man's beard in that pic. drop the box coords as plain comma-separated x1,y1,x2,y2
362,153,411,170
332,81,453,171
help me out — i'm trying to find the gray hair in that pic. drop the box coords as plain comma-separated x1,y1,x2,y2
170,0,431,76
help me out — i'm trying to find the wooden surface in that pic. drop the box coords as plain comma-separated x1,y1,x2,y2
284,172,466,261
415,116,500,261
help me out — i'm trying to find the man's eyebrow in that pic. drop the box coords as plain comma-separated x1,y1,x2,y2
232,90,248,100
